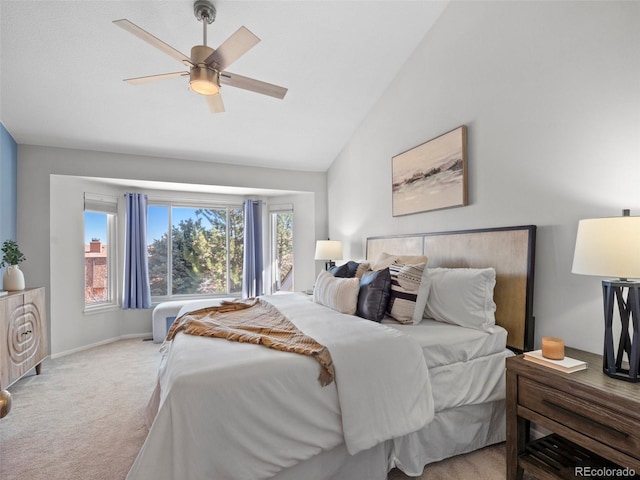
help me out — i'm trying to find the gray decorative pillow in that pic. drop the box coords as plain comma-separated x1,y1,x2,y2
356,268,391,322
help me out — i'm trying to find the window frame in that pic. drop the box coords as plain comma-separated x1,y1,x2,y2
147,200,244,302
83,207,119,314
269,205,294,294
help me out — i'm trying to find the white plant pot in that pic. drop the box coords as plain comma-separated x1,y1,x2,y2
3,265,25,291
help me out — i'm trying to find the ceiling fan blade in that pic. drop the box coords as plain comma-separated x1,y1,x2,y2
123,71,189,84
220,72,287,99
204,26,260,71
113,19,192,66
206,93,225,113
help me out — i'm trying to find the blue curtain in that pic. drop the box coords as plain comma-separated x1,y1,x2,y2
242,200,263,298
123,193,151,309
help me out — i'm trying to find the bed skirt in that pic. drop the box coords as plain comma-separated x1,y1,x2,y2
269,399,506,480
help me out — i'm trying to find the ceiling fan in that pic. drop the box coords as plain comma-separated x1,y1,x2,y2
113,0,288,113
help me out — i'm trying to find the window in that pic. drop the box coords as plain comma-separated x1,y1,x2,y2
271,209,294,292
147,204,244,299
84,194,117,309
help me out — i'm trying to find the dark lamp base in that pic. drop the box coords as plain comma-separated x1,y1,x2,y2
602,280,640,383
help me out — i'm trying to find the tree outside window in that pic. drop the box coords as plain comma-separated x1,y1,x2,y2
272,211,293,292
147,205,244,298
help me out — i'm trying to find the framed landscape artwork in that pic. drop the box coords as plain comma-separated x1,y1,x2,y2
392,125,468,216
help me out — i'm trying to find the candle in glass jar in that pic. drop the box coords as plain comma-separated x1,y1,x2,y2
541,336,564,360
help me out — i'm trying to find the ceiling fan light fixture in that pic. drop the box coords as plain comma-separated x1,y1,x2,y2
189,66,219,95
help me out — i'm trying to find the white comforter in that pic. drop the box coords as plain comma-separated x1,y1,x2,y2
127,293,434,480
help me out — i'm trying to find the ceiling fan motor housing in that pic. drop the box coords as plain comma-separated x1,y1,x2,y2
191,45,215,65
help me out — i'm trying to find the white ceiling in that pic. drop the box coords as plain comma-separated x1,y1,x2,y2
0,1,447,173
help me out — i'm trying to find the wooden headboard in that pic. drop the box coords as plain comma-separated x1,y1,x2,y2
366,225,536,352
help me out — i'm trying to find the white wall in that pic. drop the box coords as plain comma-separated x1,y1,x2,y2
328,1,640,354
19,145,327,356
49,175,120,355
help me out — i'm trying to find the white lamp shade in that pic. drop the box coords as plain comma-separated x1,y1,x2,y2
315,240,343,261
572,216,640,279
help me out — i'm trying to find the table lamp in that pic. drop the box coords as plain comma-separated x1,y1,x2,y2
315,240,342,271
572,209,640,382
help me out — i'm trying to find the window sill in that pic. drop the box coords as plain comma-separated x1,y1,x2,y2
150,294,241,307
83,303,120,316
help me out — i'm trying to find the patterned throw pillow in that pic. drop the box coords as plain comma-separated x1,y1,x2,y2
386,262,427,324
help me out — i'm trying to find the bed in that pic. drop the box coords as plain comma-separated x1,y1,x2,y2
127,224,536,480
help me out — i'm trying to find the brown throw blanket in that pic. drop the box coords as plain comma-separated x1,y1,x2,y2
166,298,335,386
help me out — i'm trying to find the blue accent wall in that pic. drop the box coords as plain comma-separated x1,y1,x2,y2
0,122,17,289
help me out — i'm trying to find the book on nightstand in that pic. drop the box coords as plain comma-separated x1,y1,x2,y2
523,349,588,373
0,291,7,297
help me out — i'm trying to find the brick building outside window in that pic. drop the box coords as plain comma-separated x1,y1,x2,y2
85,238,108,304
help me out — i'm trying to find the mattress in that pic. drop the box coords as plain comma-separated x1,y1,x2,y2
383,316,513,412
382,317,508,367
429,350,512,411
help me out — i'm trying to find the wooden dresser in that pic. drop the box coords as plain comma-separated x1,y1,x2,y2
506,347,640,479
0,287,48,390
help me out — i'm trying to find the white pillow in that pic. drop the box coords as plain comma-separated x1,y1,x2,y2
313,270,360,315
422,267,496,332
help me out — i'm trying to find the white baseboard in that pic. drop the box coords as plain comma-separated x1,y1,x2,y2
50,333,153,359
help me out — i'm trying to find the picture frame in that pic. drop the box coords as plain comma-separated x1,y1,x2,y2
392,125,468,216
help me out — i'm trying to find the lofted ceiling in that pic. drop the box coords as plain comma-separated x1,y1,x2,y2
0,1,447,173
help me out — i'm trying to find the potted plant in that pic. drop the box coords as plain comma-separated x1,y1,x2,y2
1,240,26,291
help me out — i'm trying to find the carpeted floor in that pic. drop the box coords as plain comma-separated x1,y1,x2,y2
0,338,526,479
0,338,161,480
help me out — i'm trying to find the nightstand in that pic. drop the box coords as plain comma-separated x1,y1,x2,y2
506,347,640,480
